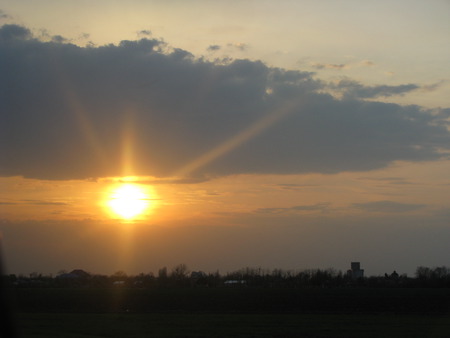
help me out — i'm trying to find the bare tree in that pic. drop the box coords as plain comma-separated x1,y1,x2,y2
171,264,189,280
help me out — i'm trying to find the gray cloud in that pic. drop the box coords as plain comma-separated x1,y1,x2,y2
1,24,449,180
310,60,375,71
207,44,221,52
421,80,447,92
137,30,152,37
0,24,32,41
311,63,347,70
51,35,69,44
331,78,420,99
352,200,426,213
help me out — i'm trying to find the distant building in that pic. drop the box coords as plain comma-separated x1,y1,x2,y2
224,280,246,286
113,280,125,287
347,262,364,279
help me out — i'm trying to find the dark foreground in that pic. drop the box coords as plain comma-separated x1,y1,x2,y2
10,287,450,337
16,312,450,338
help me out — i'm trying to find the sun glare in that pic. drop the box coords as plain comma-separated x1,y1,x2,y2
107,184,150,220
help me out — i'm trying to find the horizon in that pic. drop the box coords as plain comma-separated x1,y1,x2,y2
1,1,450,278
5,262,441,279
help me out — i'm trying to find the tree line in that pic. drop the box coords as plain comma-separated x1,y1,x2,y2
4,264,450,288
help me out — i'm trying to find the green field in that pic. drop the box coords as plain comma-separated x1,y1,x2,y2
10,287,450,337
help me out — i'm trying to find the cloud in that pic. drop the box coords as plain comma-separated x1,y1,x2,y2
137,30,152,37
0,10,10,20
330,78,420,99
357,176,414,185
21,200,68,206
115,177,211,185
420,80,447,93
0,199,67,205
1,24,449,180
310,60,375,71
271,183,318,191
0,24,32,41
311,62,347,70
255,203,330,214
207,44,221,52
352,200,426,213
227,42,248,51
51,35,69,44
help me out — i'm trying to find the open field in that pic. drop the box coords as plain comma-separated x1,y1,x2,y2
10,287,450,337
12,287,450,313
16,312,450,338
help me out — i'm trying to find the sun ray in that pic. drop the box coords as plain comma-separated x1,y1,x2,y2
174,98,303,178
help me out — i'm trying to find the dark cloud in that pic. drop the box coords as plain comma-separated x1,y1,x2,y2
1,24,449,180
51,35,69,44
36,29,71,44
0,24,32,41
352,200,425,213
137,30,152,37
207,44,221,51
331,78,420,99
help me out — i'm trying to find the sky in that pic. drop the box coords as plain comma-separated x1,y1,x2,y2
1,0,450,277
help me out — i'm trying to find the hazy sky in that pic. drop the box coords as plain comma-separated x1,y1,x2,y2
1,1,450,277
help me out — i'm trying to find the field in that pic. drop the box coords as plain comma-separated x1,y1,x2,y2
16,312,450,338
11,287,450,337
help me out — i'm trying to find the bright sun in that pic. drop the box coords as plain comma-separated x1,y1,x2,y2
108,184,149,220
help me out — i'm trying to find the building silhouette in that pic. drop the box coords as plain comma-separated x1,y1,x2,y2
348,262,364,279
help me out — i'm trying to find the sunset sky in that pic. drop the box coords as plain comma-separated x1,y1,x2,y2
1,0,450,277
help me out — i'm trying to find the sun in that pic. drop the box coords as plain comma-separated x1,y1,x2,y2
107,184,150,220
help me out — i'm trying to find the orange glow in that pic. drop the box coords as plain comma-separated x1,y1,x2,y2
107,183,152,221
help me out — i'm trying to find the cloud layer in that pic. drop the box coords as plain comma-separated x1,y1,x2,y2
1,24,449,180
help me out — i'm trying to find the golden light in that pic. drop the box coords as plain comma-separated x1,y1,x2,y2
107,183,150,220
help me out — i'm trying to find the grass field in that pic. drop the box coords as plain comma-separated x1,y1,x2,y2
10,287,450,337
16,312,450,337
